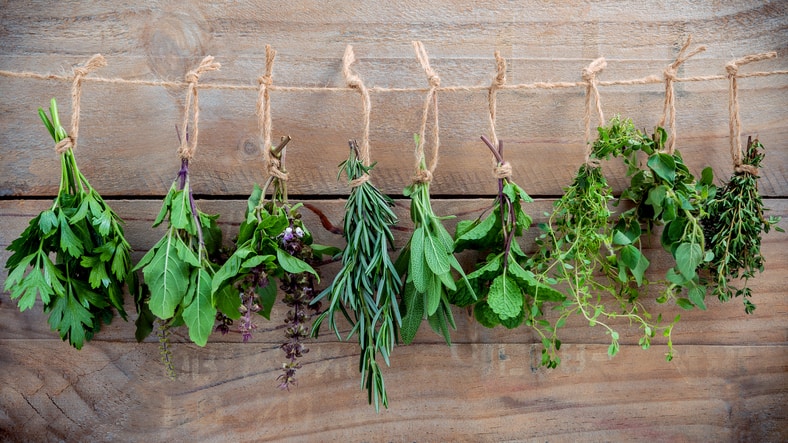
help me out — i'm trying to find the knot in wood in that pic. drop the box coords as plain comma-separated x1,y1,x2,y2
414,169,433,183
493,162,512,179
55,137,74,154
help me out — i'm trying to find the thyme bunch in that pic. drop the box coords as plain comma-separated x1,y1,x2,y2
312,140,401,411
703,137,783,313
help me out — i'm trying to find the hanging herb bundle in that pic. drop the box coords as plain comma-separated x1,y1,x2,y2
703,137,783,313
530,120,677,367
131,137,228,349
452,136,563,336
212,137,335,389
312,140,401,412
395,135,475,345
594,116,716,311
5,98,131,349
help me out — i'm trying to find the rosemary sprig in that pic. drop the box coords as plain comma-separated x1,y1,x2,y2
703,137,783,313
312,140,401,412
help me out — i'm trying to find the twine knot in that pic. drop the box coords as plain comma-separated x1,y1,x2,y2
493,161,512,179
427,74,441,88
55,136,74,154
663,65,679,82
266,156,289,181
414,169,433,183
348,174,370,188
725,61,738,77
734,164,759,176
258,75,273,87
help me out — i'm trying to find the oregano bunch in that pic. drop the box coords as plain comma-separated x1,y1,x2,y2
5,98,131,349
595,116,716,311
702,137,783,313
395,135,475,345
530,122,676,367
312,140,401,412
132,152,229,349
451,136,563,334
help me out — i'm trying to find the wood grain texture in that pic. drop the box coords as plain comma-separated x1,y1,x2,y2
0,1,786,197
1,1,786,441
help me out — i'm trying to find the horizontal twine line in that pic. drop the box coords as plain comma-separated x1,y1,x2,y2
1,69,786,93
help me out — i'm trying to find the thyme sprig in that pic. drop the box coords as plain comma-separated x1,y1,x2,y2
703,137,783,313
5,99,131,349
312,140,401,412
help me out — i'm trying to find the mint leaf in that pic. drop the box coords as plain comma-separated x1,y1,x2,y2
488,274,522,320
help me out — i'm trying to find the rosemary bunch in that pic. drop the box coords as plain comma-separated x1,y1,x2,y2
312,140,401,412
5,99,131,349
703,137,783,313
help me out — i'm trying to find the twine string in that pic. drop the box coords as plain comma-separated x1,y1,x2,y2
413,41,441,184
488,51,511,179
582,57,606,164
659,35,706,154
178,56,220,160
342,45,373,187
727,51,776,175
55,54,107,154
256,45,288,181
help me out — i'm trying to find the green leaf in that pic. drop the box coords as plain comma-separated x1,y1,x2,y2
214,285,242,321
648,153,676,183
487,274,522,320
183,268,217,346
152,185,175,227
170,189,192,231
423,229,451,276
700,166,714,186
58,212,84,257
175,236,200,267
143,232,190,319
276,248,318,280
46,292,94,349
675,242,703,280
454,211,497,251
688,284,707,310
400,283,424,345
620,244,649,286
409,227,427,293
14,267,53,311
675,297,695,310
473,301,501,328
255,282,278,320
211,246,253,293
38,210,58,235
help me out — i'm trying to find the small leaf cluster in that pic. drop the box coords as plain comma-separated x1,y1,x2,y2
5,99,131,349
133,159,230,347
312,141,402,412
395,136,475,346
702,137,783,313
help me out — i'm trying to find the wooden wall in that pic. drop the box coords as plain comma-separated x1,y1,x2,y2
1,1,786,441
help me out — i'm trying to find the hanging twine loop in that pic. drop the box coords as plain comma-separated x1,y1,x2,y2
256,45,289,181
342,45,373,187
659,35,706,154
487,51,511,180
55,54,107,154
412,41,441,184
582,57,606,165
726,51,776,175
177,56,220,161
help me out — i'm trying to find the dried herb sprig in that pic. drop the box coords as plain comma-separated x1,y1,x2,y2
312,140,401,411
452,136,562,335
5,99,131,349
703,137,783,313
395,135,475,345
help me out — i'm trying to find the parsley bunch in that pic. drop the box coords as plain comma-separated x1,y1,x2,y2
395,135,475,345
312,140,401,412
452,137,562,335
703,137,783,313
5,99,131,349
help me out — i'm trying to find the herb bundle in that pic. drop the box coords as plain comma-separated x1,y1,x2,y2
530,121,674,366
452,137,562,336
703,137,783,313
395,135,474,345
595,117,716,311
132,152,228,349
5,99,131,349
312,140,401,411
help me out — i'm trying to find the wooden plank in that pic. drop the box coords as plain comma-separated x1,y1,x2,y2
1,1,786,197
0,341,784,441
2,199,786,349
